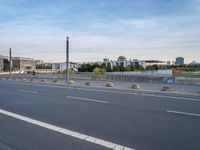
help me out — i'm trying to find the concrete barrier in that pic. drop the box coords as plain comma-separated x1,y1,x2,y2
132,83,141,89
41,79,47,83
53,79,59,84
85,81,92,86
106,82,114,87
162,85,173,91
68,80,75,84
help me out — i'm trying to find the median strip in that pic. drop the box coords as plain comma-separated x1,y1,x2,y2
166,110,200,117
16,89,39,94
0,108,134,150
66,96,109,104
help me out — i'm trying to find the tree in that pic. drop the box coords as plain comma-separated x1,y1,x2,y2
63,68,75,75
93,67,106,75
113,66,120,71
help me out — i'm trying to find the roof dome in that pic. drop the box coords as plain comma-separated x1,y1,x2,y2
117,56,127,61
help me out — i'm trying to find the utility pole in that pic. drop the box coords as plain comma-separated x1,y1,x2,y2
9,48,12,79
66,37,69,83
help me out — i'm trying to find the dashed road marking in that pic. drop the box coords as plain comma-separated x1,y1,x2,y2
166,110,200,117
0,108,135,150
66,96,109,104
16,89,39,94
75,87,138,95
141,94,200,102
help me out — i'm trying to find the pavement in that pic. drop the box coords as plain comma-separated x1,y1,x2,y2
0,80,200,150
2,77,199,96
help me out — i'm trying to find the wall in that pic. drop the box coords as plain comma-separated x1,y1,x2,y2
0,59,3,72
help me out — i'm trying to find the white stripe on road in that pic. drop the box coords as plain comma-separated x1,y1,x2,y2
141,94,200,102
0,108,135,150
75,87,138,95
166,110,200,117
16,89,39,94
66,96,109,104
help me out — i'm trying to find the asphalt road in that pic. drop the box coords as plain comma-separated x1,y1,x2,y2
0,80,200,150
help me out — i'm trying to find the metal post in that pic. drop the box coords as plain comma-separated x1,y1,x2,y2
66,37,69,83
9,48,12,79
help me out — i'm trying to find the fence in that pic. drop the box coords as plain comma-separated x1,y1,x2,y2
0,72,171,83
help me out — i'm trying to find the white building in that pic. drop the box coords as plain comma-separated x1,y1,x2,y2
103,56,166,69
40,62,80,71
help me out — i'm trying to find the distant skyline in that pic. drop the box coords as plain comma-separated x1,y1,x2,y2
0,0,200,63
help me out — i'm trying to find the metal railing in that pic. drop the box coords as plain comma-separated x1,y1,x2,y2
0,72,170,83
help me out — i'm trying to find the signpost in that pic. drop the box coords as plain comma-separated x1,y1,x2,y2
66,37,69,84
9,48,12,79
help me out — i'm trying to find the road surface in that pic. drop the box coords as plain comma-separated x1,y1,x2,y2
0,80,200,150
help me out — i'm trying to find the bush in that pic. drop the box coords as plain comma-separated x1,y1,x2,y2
93,67,106,75
63,68,75,75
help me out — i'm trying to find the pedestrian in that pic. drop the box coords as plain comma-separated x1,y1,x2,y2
32,70,36,77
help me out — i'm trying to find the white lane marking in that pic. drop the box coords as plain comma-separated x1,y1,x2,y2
16,89,39,94
141,94,200,102
75,87,138,95
0,109,135,150
66,96,109,104
167,110,200,117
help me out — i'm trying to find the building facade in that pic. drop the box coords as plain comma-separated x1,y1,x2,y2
38,62,80,72
175,57,184,65
0,55,9,72
103,56,166,69
12,57,41,71
0,57,3,72
0,55,41,72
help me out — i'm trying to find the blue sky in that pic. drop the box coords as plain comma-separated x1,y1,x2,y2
0,0,200,63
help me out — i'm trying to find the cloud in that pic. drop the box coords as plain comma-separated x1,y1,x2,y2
119,19,158,27
0,0,200,63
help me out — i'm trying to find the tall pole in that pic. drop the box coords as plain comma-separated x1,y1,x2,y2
66,37,69,83
9,48,12,79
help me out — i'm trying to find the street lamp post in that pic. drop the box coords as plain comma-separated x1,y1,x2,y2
66,37,69,84
9,48,12,79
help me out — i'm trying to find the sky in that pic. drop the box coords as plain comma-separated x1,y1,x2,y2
0,0,200,63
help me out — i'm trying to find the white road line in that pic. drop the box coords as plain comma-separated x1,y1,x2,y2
66,96,109,104
75,87,138,95
16,89,39,94
0,109,135,150
141,94,200,102
166,110,200,117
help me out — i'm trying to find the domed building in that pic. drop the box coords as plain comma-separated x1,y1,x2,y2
117,56,127,62
115,56,128,67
